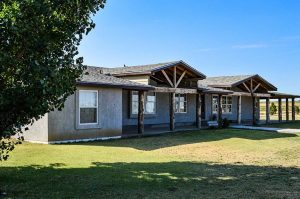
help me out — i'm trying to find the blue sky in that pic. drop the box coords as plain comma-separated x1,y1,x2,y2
79,0,300,94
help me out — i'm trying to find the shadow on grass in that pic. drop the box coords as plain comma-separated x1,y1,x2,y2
66,129,298,151
1,161,299,199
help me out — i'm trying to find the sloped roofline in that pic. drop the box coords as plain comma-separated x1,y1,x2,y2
151,60,207,79
200,74,277,91
231,74,277,91
101,60,206,79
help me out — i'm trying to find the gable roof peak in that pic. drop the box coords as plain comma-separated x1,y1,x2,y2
90,60,206,79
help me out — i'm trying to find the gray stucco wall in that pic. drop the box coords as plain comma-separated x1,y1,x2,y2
204,94,258,123
204,94,212,120
122,91,197,127
47,86,123,142
24,114,49,143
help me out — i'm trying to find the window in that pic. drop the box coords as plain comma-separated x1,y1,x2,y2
131,91,156,114
145,92,156,114
212,95,218,114
175,94,187,113
212,95,233,114
222,96,232,113
79,90,98,124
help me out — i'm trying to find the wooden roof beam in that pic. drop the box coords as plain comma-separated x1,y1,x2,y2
253,83,261,93
161,70,174,87
175,70,187,88
243,82,251,93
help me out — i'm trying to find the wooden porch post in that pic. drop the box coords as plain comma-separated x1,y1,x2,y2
286,98,289,121
252,96,257,125
292,98,296,121
170,93,175,131
237,95,242,124
196,93,202,129
218,95,222,127
278,98,282,122
138,91,145,135
257,98,260,123
266,98,270,124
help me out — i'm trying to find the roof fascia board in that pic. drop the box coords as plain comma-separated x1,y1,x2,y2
77,81,154,90
152,60,206,79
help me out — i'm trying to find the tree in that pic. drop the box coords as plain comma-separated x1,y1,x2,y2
0,0,106,161
295,106,300,115
270,102,277,115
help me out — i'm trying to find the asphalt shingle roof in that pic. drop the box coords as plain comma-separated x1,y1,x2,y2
198,85,233,94
77,66,154,90
198,74,277,91
99,60,206,78
198,75,255,87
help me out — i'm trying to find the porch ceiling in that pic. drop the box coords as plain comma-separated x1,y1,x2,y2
269,91,300,99
229,91,271,98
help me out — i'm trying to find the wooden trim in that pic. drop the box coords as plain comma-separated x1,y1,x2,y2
292,98,296,121
286,98,289,121
170,93,175,131
161,70,174,87
243,83,251,93
175,70,187,88
266,98,270,124
77,81,154,91
154,87,198,94
218,94,222,127
278,98,282,122
238,95,242,124
229,92,271,98
253,83,261,93
173,66,177,86
138,91,145,135
252,96,257,125
196,93,202,128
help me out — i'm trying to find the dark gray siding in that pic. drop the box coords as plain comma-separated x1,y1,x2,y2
122,90,197,127
204,94,257,123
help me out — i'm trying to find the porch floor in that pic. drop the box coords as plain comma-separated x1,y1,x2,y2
122,125,202,137
230,125,300,134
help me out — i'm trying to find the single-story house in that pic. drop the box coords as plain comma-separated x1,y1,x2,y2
24,60,300,143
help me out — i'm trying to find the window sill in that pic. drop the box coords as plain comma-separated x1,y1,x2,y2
130,114,157,119
76,123,101,130
222,112,233,115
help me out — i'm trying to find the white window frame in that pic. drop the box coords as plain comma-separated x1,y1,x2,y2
212,95,219,114
221,96,233,114
145,92,156,114
175,93,187,113
131,91,156,115
79,90,98,125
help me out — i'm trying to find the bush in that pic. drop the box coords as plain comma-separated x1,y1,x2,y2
209,114,217,121
295,106,300,115
222,118,230,128
270,102,277,115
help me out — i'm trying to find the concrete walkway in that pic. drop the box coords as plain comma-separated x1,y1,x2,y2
230,125,300,134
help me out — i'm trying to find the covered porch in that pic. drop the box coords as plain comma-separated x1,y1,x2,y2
122,86,233,136
259,92,300,124
121,62,232,136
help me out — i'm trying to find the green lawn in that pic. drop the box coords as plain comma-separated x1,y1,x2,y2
260,121,300,129
1,129,300,199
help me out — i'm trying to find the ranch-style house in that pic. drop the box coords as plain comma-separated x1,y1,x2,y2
25,60,300,143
